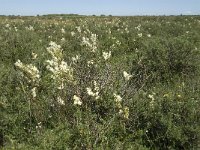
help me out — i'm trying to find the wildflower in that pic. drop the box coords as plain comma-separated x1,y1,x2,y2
15,59,40,83
114,93,122,108
86,87,95,96
81,33,97,52
72,55,79,63
93,81,99,92
163,94,169,98
14,27,18,31
102,51,111,60
57,96,65,105
86,81,100,100
87,60,94,67
25,26,34,31
71,31,75,36
116,40,121,46
5,24,10,28
135,24,141,31
76,26,81,33
57,81,64,90
147,34,151,37
114,93,122,103
119,109,123,115
123,71,132,81
36,122,42,129
46,42,73,88
61,37,65,42
31,52,37,60
148,94,155,101
61,28,65,34
31,87,37,98
138,33,143,37
73,95,82,106
124,107,129,119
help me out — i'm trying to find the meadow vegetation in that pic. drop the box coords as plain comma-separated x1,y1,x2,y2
0,15,200,149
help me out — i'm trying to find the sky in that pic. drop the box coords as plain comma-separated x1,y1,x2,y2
0,0,200,16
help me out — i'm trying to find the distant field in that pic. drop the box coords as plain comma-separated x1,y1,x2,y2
0,15,200,149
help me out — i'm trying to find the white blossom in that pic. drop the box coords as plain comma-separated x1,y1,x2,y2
76,26,81,33
32,52,37,60
73,95,82,106
138,33,143,37
57,96,65,105
71,31,75,36
72,55,79,63
87,60,94,67
86,87,96,97
102,51,111,60
31,87,37,98
123,71,133,81
15,59,40,83
113,93,122,103
61,28,65,34
147,34,151,37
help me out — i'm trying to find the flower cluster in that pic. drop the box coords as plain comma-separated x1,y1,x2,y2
113,93,129,119
73,95,82,106
15,59,40,83
86,81,100,100
82,33,97,53
123,71,132,81
102,51,111,60
46,42,73,89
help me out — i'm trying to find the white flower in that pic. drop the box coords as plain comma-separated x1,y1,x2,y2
73,95,82,106
124,107,129,119
113,93,122,103
5,24,10,28
32,52,37,60
61,28,65,34
57,81,64,90
93,80,99,92
25,26,34,31
81,33,97,52
15,59,40,83
87,60,94,67
86,87,95,96
61,37,65,42
147,34,151,37
148,94,155,101
72,55,79,63
86,85,100,100
15,59,23,68
76,26,81,33
71,31,75,36
119,109,123,115
57,96,65,105
123,71,132,81
102,51,111,60
138,33,143,37
31,87,37,98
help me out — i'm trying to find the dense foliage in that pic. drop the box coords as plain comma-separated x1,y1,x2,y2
0,15,200,149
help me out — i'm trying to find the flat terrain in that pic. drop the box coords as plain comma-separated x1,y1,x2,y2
0,15,200,149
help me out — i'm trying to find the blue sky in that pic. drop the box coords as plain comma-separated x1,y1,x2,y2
0,0,199,16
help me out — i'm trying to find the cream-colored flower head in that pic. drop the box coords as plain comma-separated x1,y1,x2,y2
123,71,132,81
102,51,111,60
73,95,82,106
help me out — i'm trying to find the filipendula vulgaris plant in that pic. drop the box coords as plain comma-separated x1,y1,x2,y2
14,25,134,148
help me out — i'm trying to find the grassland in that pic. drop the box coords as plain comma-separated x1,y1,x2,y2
0,15,200,149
